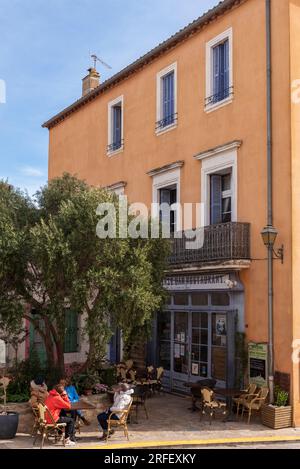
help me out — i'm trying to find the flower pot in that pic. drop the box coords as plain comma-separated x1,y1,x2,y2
261,404,292,429
83,389,93,396
0,412,19,439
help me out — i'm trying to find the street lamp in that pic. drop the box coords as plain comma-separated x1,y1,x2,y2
261,225,284,263
260,225,284,405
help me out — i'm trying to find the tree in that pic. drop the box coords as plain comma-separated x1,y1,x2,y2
0,175,170,372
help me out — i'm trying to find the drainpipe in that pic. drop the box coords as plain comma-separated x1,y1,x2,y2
266,0,274,404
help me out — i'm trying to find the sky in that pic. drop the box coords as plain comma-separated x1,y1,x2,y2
0,0,217,196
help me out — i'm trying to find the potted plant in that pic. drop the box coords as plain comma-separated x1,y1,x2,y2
0,377,19,439
261,386,292,429
73,373,99,396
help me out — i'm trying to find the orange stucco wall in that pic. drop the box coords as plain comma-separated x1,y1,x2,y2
47,0,300,424
290,0,300,426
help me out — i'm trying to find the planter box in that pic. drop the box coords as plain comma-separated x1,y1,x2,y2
261,404,292,429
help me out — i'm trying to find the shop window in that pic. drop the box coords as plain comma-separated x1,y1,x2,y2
173,293,189,306
191,293,208,306
157,311,171,370
211,292,230,306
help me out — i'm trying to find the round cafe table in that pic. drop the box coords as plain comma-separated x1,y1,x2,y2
214,388,242,421
70,400,96,411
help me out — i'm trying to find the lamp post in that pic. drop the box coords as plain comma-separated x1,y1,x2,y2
261,225,284,404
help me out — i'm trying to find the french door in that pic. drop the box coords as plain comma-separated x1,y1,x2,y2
157,309,236,390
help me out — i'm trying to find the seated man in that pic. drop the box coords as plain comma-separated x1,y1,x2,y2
59,377,90,425
97,383,134,441
45,384,76,446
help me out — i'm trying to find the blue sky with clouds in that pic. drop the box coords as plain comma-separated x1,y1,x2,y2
0,0,217,195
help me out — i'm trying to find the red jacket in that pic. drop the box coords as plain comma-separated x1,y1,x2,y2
45,389,71,423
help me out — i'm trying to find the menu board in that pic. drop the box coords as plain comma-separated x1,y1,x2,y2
248,343,268,387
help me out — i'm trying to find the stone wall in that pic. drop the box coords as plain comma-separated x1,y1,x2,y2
5,394,110,435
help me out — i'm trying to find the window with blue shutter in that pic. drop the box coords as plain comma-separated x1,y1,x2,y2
112,104,122,150
210,172,232,225
210,175,222,225
64,310,78,354
212,39,229,103
161,71,175,127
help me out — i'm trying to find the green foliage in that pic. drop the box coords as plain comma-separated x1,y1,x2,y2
275,386,289,407
235,332,248,388
99,367,118,388
72,371,100,395
0,174,170,371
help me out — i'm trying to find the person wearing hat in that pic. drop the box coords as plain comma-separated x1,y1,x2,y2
29,376,48,409
97,383,134,441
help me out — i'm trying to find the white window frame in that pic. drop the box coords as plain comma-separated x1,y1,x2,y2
200,149,237,226
152,168,181,232
205,28,233,113
156,62,177,136
107,95,124,156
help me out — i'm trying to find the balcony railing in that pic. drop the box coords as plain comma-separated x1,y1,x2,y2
155,113,178,131
205,86,234,107
107,139,124,153
169,222,250,266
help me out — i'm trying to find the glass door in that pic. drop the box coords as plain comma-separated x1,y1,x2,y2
173,312,189,379
190,312,209,380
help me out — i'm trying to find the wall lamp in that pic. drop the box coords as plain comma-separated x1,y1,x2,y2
261,225,284,264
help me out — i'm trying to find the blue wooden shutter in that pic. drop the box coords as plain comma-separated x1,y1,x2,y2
162,72,174,125
113,105,122,147
213,40,229,102
224,39,229,96
213,45,220,101
210,175,222,225
64,310,78,353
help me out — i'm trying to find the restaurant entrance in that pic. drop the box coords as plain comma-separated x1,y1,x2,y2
155,288,241,393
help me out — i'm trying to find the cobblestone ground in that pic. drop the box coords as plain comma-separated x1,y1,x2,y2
1,393,300,449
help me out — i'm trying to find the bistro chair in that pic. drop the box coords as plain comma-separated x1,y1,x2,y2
33,403,66,449
107,398,133,442
148,367,164,394
30,406,40,437
200,388,227,425
233,383,258,418
131,385,149,423
241,387,269,424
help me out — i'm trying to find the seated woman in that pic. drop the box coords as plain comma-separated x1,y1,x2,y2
59,377,90,425
97,383,134,441
29,376,48,409
45,384,75,446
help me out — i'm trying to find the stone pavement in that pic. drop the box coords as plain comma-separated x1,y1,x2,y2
1,393,300,449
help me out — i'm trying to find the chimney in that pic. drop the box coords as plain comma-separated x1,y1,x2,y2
82,68,100,97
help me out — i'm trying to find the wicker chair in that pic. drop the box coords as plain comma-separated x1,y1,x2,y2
200,388,227,424
131,385,149,423
241,387,269,424
107,398,133,442
233,383,258,418
33,403,66,449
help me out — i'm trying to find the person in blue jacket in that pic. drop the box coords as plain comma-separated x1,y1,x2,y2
60,377,90,426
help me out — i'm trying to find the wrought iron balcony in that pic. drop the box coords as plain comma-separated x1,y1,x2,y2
168,222,250,266
205,86,234,107
107,139,124,153
156,113,178,131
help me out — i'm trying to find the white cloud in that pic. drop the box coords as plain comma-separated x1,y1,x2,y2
19,166,44,177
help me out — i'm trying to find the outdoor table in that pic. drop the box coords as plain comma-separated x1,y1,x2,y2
71,400,96,410
214,388,241,422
